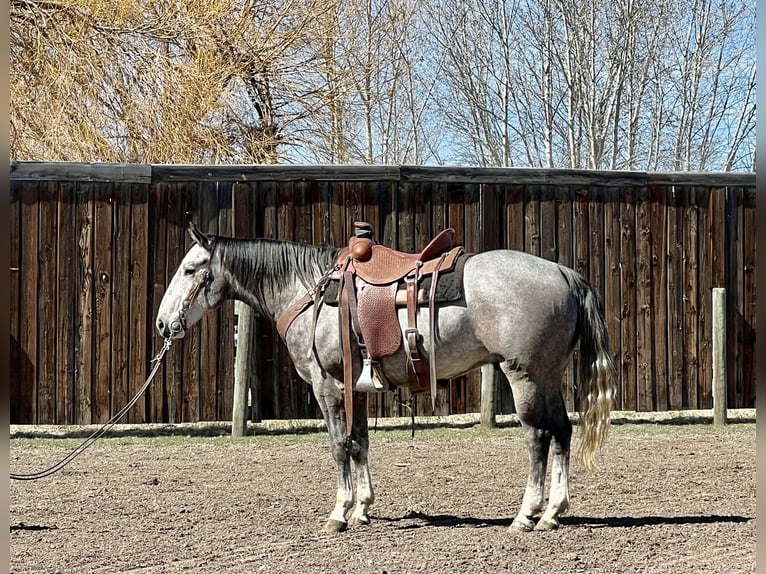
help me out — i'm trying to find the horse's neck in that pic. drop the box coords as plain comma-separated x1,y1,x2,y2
222,240,328,322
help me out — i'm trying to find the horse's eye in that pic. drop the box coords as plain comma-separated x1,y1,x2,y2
183,267,195,276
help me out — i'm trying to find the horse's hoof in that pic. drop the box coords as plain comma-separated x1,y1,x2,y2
509,517,535,533
348,515,370,527
534,518,560,531
323,519,348,533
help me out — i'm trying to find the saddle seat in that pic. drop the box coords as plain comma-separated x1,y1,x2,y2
333,224,458,284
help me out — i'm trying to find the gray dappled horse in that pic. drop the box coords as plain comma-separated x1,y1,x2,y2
156,223,616,533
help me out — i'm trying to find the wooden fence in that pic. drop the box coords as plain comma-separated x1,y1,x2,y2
10,162,756,425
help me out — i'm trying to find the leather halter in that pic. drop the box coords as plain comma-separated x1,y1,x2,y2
176,268,210,331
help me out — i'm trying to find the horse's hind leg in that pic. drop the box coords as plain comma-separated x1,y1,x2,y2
511,423,551,532
500,363,571,532
536,391,572,531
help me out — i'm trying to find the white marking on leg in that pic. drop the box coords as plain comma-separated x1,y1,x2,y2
350,456,374,525
328,459,354,525
538,439,570,530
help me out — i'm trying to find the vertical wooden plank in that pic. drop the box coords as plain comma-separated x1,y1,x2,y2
328,182,346,247
217,182,235,421
539,185,557,262
602,187,622,410
56,183,76,424
619,189,637,411
398,182,416,252
19,183,39,423
742,188,756,407
414,181,430,251
92,182,113,423
148,183,168,422
648,186,668,410
504,185,524,252
524,185,540,256
709,188,727,287
10,184,23,423
37,182,58,424
634,187,654,411
573,187,589,280
666,187,684,410
682,189,700,409
295,180,313,245
75,184,95,424
110,185,131,421
363,181,381,249
556,186,574,412
448,183,465,247
588,187,604,302
345,181,365,238
128,183,149,423
378,181,397,248
311,180,330,245
432,182,449,235
727,188,744,408
696,188,713,408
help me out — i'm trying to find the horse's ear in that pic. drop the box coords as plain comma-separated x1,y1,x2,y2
188,221,213,252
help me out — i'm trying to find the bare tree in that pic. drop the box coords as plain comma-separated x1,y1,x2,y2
10,0,755,170
10,0,332,163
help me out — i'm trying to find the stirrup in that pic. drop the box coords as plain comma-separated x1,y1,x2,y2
355,358,387,392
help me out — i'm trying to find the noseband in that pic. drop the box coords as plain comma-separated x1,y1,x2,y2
175,268,211,331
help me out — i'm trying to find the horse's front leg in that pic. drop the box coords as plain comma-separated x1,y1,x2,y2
316,387,355,533
349,392,374,526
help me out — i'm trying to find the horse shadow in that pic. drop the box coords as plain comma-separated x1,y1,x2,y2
377,511,752,530
10,523,58,533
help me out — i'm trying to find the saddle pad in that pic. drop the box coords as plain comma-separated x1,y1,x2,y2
356,282,401,359
323,253,472,305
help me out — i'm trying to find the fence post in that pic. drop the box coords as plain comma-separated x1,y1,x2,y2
232,302,254,437
712,288,727,426
480,363,496,429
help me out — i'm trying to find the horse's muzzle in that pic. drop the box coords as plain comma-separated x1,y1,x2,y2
156,317,184,339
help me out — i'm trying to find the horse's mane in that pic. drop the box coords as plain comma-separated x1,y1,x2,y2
211,236,340,308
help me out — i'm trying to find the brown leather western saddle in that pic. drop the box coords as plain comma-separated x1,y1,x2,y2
277,222,464,434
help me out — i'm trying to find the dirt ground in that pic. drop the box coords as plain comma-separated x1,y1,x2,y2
10,422,756,574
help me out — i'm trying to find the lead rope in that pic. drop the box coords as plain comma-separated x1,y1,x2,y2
10,338,174,481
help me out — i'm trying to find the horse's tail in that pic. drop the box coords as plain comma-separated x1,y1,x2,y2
559,266,617,472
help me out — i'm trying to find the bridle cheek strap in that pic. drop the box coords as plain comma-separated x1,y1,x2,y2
178,268,210,329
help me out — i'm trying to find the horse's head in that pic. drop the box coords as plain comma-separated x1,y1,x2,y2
155,222,227,339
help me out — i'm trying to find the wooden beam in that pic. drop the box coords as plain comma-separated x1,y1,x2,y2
480,364,496,429
10,161,755,188
10,161,151,184
712,288,727,425
232,302,254,437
